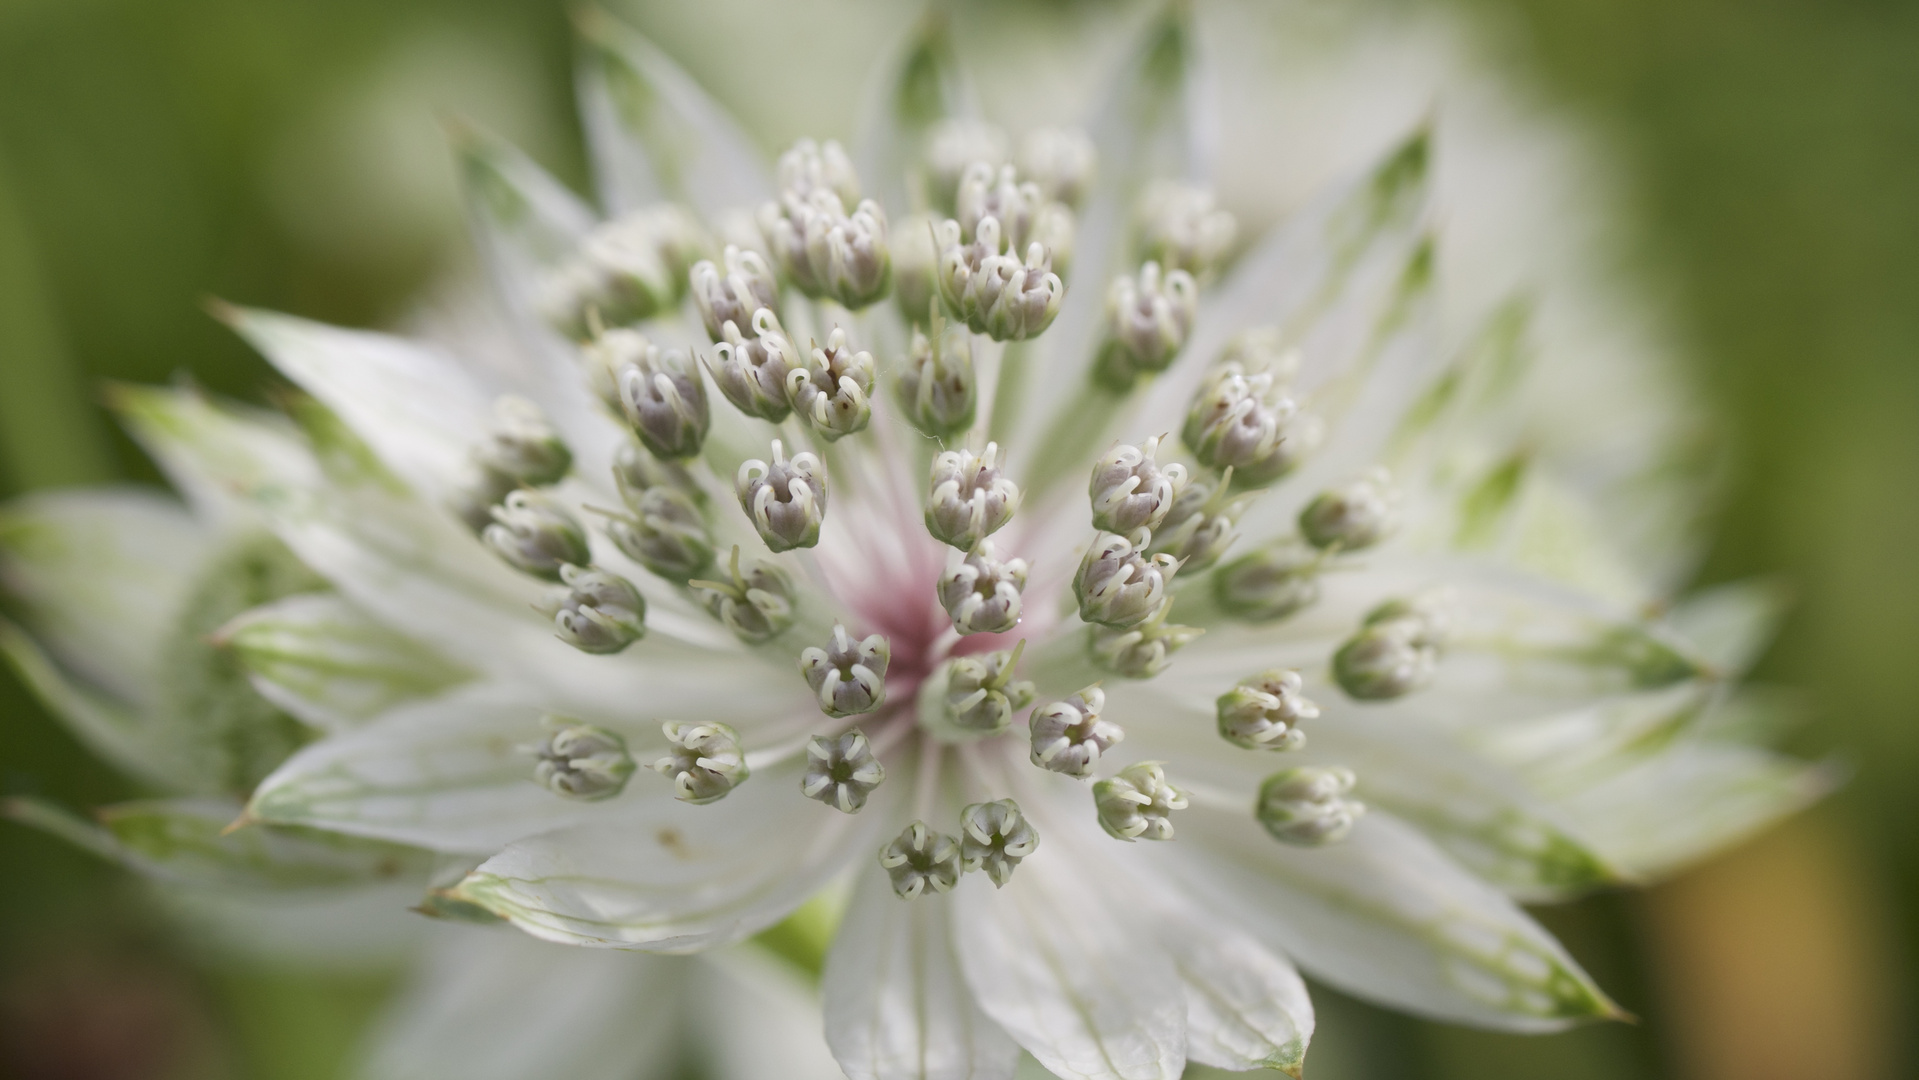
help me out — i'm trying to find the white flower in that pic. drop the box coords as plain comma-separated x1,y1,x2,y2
4,9,1828,1080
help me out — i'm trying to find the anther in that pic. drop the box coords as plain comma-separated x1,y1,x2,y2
1094,761,1188,841
539,563,647,654
653,720,749,804
786,326,876,441
799,624,890,718
1257,766,1365,846
1028,685,1122,778
1217,669,1319,751
879,821,961,899
959,799,1038,886
528,717,635,801
803,729,886,813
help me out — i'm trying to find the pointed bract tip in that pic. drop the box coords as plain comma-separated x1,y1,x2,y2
201,296,242,327
218,810,259,837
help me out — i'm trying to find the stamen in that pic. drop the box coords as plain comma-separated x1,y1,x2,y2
959,799,1038,886
706,307,800,423
918,641,1035,741
1256,766,1365,846
896,316,977,438
1089,435,1188,534
1333,595,1448,700
687,546,796,644
689,245,780,344
736,439,828,553
483,490,590,581
1092,261,1197,390
956,162,1075,270
925,442,1022,550
1028,685,1122,778
1094,761,1188,841
799,624,890,718
879,821,962,900
1216,669,1319,751
759,140,891,310
527,717,635,801
653,721,749,804
802,729,886,813
539,564,647,654
615,341,710,461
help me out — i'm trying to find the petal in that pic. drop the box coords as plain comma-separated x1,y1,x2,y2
451,759,891,951
218,592,474,732
693,949,849,1080
823,866,1019,1080
1155,909,1312,1077
110,381,323,525
952,804,1186,1080
574,8,773,219
1171,807,1618,1031
358,927,682,1080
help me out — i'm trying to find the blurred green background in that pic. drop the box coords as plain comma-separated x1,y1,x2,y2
0,0,1913,1078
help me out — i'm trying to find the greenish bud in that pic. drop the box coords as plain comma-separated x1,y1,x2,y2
473,395,571,488
1212,541,1324,623
1257,766,1365,846
448,465,517,534
896,317,977,438
1182,338,1321,487
925,442,1021,550
687,546,796,645
1094,761,1188,842
617,341,709,461
786,326,876,441
483,490,589,581
1216,669,1318,751
706,308,800,423
736,439,827,553
1146,470,1248,573
892,213,944,327
1028,685,1122,778
610,440,703,513
880,821,961,899
1136,181,1237,278
960,799,1038,886
539,563,646,655
1088,603,1202,679
537,205,707,337
1018,126,1096,210
600,486,715,584
917,642,1035,740
1089,435,1188,534
804,729,886,813
1074,531,1179,629
528,717,635,801
1300,468,1400,552
1333,597,1448,700
689,244,780,343
653,720,748,804
800,624,890,718
1093,261,1198,390
933,218,1064,342
937,539,1028,636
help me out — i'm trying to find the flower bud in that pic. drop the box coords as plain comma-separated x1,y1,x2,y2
1094,761,1188,842
896,318,977,438
800,624,890,718
600,486,715,584
611,440,703,512
917,643,1034,740
473,395,571,488
933,218,1064,341
892,212,943,326
687,546,796,645
1089,435,1188,534
1136,181,1237,278
786,326,876,441
1217,669,1319,751
1299,468,1401,552
804,729,886,813
924,119,1009,213
537,205,707,337
758,189,892,310
706,307,800,423
618,342,709,461
1146,471,1248,573
960,799,1038,886
528,717,635,800
689,245,780,343
653,720,748,804
1333,597,1448,701
880,821,961,899
579,326,649,416
924,442,1021,550
1183,359,1315,487
776,137,862,209
956,164,1074,267
1257,766,1365,846
483,490,590,580
539,563,647,654
737,439,828,553
1211,541,1324,623
448,465,517,534
1093,261,1198,389
1074,531,1179,629
1028,685,1122,778
1018,127,1096,209
1088,603,1202,680
937,539,1028,635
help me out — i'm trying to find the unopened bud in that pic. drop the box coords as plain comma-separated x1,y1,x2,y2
1183,346,1322,489
937,539,1028,635
934,218,1064,342
892,212,943,326
687,546,796,645
1089,435,1188,534
918,642,1034,740
924,120,1009,213
896,318,977,438
618,342,709,461
448,465,517,534
1212,541,1324,623
804,729,886,813
800,624,890,718
539,563,646,654
925,442,1021,550
1028,685,1122,778
528,718,634,801
600,487,715,584
787,326,876,441
483,490,590,580
537,205,706,337
1093,261,1198,390
879,821,961,899
1146,471,1248,573
706,308,800,423
611,440,703,512
737,439,827,553
1217,669,1319,751
1136,181,1237,278
1333,597,1448,700
1018,127,1096,209
690,245,781,343
653,720,748,804
1088,603,1202,680
1300,468,1400,552
1094,761,1187,842
758,189,892,310
959,799,1038,886
473,395,571,488
1257,766,1365,846
956,163,1074,268
1074,531,1179,629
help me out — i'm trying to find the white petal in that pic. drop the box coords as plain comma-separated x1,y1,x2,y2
574,10,772,218
358,926,682,1080
1155,908,1312,1076
452,760,890,951
112,382,322,526
694,948,848,1080
0,487,208,702
952,818,1186,1080
1662,579,1791,677
824,866,1019,1080
1172,808,1618,1031
219,593,473,732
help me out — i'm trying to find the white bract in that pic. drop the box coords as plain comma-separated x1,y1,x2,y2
1,8,1828,1080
